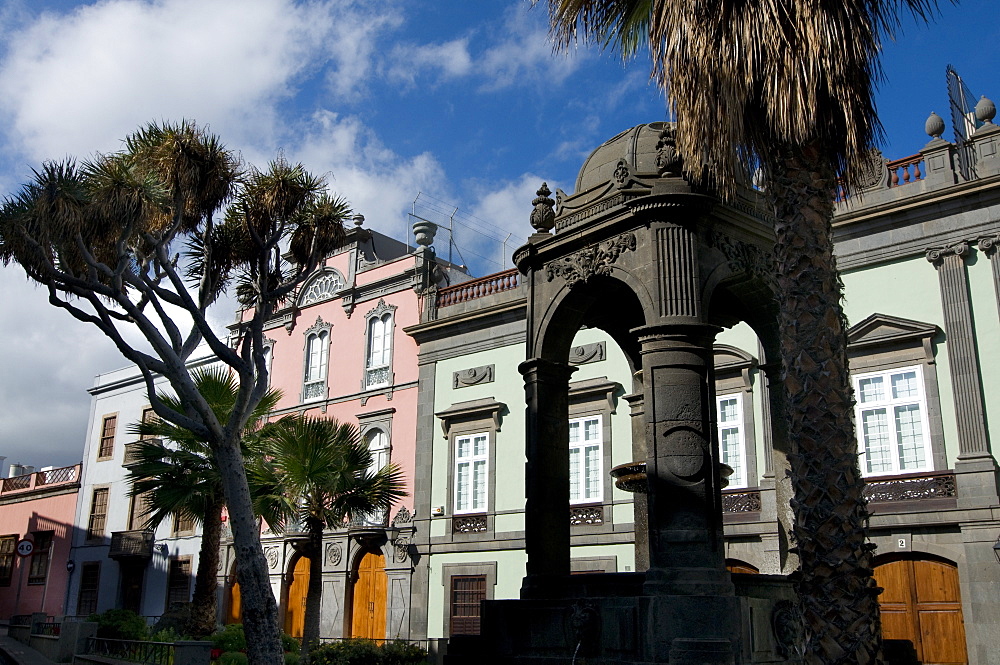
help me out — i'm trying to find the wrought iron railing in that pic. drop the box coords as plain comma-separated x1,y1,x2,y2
722,489,762,513
33,620,61,636
436,269,519,308
863,471,957,503
452,515,487,534
569,504,604,525
84,638,174,665
109,530,155,558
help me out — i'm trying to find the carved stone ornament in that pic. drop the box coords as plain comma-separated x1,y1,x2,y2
926,241,970,266
393,537,410,563
978,234,999,256
264,546,280,569
554,188,565,216
568,342,605,365
298,269,345,307
325,542,343,566
529,183,556,233
771,600,803,659
655,124,683,177
712,232,777,294
453,365,495,389
855,147,889,191
365,298,398,321
545,232,637,287
392,506,414,526
613,159,630,188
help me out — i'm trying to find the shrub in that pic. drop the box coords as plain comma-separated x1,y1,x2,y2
211,624,247,653
380,641,427,665
306,639,379,665
281,633,301,653
87,609,149,641
149,627,188,643
219,652,248,665
285,653,301,665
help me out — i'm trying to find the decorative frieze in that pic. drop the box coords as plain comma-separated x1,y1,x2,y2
545,232,637,287
569,505,604,525
712,232,777,294
568,342,605,366
453,365,495,389
452,515,487,533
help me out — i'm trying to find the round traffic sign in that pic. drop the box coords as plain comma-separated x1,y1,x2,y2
15,539,34,557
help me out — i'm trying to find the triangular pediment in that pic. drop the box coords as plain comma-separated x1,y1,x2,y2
847,313,940,349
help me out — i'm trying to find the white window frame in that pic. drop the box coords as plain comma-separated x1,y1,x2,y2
366,314,392,388
359,429,392,526
854,365,933,477
568,414,603,505
716,393,747,489
301,317,331,402
454,432,489,515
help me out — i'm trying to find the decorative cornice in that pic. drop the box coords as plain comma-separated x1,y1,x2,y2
364,297,397,321
544,232,637,287
435,398,506,437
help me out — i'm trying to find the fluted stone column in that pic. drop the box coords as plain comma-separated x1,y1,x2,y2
519,357,576,595
927,242,997,508
758,359,797,575
978,234,1000,323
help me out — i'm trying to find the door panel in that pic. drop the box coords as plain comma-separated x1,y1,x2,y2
226,580,241,624
875,558,967,665
284,556,309,638
350,551,386,640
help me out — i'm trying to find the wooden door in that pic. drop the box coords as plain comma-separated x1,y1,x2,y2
874,558,967,664
284,555,310,638
350,551,386,639
225,579,242,624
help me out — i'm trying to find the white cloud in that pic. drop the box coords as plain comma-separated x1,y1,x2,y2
477,6,583,92
386,38,473,88
0,0,396,163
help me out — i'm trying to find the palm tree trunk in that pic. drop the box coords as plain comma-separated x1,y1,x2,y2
769,141,883,665
188,498,224,637
213,436,284,665
300,517,325,657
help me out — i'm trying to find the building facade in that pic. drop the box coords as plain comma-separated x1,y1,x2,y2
0,462,81,619
405,105,1000,664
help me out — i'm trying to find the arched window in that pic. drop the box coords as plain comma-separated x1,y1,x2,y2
298,269,345,307
363,300,397,389
360,429,391,526
302,317,331,402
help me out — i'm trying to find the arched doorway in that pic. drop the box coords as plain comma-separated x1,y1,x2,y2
349,549,386,639
224,563,242,624
284,554,309,638
874,555,968,664
725,559,759,575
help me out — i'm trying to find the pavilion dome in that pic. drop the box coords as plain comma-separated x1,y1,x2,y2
574,121,672,194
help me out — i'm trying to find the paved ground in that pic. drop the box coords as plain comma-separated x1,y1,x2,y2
0,629,61,665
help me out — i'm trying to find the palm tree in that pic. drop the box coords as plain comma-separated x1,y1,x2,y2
543,2,940,663
249,416,407,656
127,367,281,637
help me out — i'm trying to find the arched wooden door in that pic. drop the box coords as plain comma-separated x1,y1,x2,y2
874,557,968,664
284,555,310,638
349,550,386,639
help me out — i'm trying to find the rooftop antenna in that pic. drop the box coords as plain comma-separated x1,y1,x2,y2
947,65,980,180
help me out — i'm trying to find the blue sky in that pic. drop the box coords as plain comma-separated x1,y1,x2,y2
0,0,997,469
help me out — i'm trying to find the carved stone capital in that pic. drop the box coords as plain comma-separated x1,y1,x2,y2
926,241,970,266
977,234,1000,257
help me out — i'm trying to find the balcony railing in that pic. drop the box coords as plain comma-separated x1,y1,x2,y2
0,463,81,496
436,269,519,308
84,638,174,665
722,489,762,513
863,471,956,503
109,530,154,560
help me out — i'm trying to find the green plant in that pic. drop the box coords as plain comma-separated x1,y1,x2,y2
149,627,189,643
219,652,249,665
305,639,380,665
380,640,427,665
87,609,148,641
211,624,247,653
281,633,300,653
284,653,301,665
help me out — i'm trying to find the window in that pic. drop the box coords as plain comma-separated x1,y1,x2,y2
855,366,932,476
87,488,109,540
717,394,747,489
0,535,16,586
77,562,101,615
454,433,488,514
98,415,117,459
302,317,331,402
363,299,397,390
569,415,603,504
173,511,196,536
450,575,486,636
166,557,192,608
27,531,53,585
129,492,152,531
358,430,391,526
298,270,344,306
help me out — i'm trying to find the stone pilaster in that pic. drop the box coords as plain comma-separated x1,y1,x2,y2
407,360,437,638
977,234,1000,326
926,242,997,507
518,357,576,595
757,358,797,575
623,374,649,572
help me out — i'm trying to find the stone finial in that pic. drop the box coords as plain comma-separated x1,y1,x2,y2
925,111,945,139
352,214,365,227
529,182,556,233
412,220,437,247
975,96,996,125
655,124,683,177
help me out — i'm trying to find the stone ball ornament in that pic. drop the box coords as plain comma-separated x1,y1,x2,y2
975,95,996,125
925,111,945,139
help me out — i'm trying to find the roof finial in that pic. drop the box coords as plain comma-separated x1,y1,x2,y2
530,183,555,233
925,111,945,139
975,96,996,125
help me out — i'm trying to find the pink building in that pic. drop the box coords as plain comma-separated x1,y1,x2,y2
220,219,464,641
0,463,82,619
